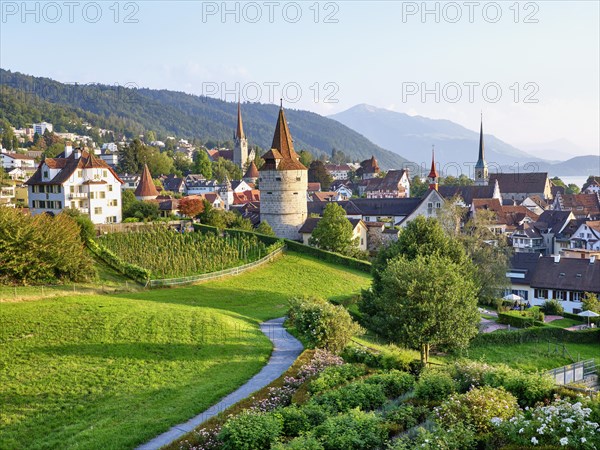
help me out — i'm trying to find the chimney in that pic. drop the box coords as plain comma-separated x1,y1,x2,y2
553,254,561,263
591,256,596,264
73,147,81,159
64,142,73,158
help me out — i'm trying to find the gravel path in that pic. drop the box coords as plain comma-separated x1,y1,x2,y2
136,317,303,450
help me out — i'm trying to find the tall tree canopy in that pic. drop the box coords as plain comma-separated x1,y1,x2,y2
309,203,357,254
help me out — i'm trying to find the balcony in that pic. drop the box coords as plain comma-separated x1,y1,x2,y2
68,192,87,199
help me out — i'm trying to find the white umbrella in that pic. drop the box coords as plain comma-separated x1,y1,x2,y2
578,310,600,326
503,293,525,303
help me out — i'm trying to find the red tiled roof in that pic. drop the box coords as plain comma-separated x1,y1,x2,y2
134,164,159,198
261,107,307,172
244,161,259,178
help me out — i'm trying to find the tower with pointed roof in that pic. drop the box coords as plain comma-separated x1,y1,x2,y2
233,101,250,170
259,103,308,240
135,163,159,201
218,175,234,210
475,116,489,186
428,146,439,191
243,160,259,184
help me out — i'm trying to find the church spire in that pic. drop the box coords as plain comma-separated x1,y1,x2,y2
475,113,489,186
235,100,245,140
271,102,298,161
428,145,439,191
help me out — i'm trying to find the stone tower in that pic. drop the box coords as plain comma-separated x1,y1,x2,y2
219,175,234,210
259,104,308,240
233,101,249,169
475,116,489,186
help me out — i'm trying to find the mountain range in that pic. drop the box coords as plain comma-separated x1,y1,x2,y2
1,70,597,177
0,69,409,169
329,104,599,177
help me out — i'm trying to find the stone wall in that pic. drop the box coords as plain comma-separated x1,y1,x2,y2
259,169,307,240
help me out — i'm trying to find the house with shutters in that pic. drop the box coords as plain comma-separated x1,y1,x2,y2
25,145,123,224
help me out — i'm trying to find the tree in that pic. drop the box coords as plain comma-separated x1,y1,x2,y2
173,152,193,174
212,158,241,182
566,184,580,195
309,203,357,253
123,200,160,221
308,160,333,189
178,197,204,218
369,253,480,364
121,189,136,215
256,220,276,237
60,208,95,242
118,139,174,176
582,292,600,314
193,150,213,179
410,175,429,198
298,149,313,168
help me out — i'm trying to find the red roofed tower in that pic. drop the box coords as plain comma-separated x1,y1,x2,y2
259,102,308,240
428,146,439,191
135,164,159,200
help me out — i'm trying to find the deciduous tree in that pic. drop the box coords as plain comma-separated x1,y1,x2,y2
309,203,357,253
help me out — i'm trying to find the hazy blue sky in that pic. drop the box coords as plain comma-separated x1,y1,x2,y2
1,1,598,157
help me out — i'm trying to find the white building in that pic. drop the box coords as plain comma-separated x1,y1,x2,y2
25,145,123,224
1,151,36,169
33,122,53,136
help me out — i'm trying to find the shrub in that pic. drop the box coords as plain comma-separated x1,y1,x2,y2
279,405,311,437
340,345,417,373
414,370,457,402
497,312,545,328
272,434,324,450
390,422,477,450
308,364,367,394
87,238,150,283
288,297,364,354
218,410,283,450
309,380,387,413
435,386,519,434
492,397,600,449
364,370,414,398
541,299,564,315
383,404,429,432
314,409,387,450
448,360,494,393
471,326,600,346
482,365,555,407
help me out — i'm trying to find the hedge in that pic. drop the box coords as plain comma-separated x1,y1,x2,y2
283,240,371,273
497,312,545,329
471,326,600,347
87,239,150,284
194,223,372,273
563,311,600,325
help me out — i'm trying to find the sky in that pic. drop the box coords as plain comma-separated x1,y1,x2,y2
1,1,599,158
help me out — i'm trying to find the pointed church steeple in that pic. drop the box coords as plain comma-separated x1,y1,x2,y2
428,145,439,191
233,99,249,169
475,114,489,186
235,100,245,140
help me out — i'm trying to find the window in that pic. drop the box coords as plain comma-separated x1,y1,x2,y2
534,289,548,299
43,171,48,178
103,170,108,177
436,202,441,208
553,290,567,301
427,202,433,208
276,177,282,181
71,201,76,208
571,292,582,302
77,170,82,177
89,192,95,199
39,201,46,208
99,192,106,199
70,186,75,193
108,185,113,192
94,207,102,215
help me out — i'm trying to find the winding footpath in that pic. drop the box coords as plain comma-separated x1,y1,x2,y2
136,317,303,450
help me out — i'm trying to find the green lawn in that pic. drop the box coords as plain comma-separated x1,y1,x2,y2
460,342,600,372
0,253,371,450
545,318,582,328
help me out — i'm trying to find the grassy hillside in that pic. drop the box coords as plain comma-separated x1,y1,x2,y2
0,69,410,169
0,253,371,450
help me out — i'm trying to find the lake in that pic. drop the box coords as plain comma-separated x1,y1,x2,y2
558,176,591,188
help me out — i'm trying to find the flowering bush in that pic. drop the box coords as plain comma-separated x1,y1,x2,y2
449,360,494,393
492,397,600,449
288,297,364,353
435,386,519,434
482,365,555,407
390,422,476,450
414,369,457,402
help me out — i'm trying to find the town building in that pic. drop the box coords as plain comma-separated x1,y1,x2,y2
299,217,368,251
134,164,159,201
233,101,254,169
1,151,36,169
356,156,380,180
325,163,353,180
364,169,410,199
259,104,308,240
489,172,553,203
25,145,123,224
552,193,600,219
243,161,259,184
33,122,53,136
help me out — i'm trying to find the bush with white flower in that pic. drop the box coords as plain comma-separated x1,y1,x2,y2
492,397,600,449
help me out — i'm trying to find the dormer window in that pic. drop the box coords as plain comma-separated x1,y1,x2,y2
43,171,49,179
